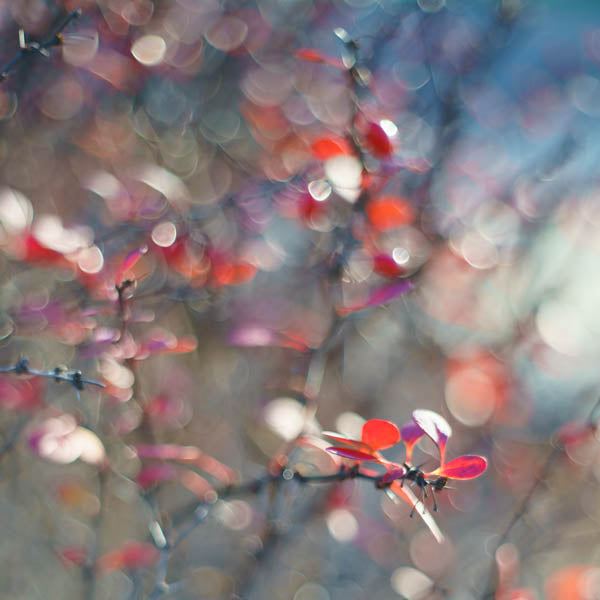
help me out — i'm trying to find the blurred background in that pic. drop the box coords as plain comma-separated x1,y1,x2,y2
0,0,599,598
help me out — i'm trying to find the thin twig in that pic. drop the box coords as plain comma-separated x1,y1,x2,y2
0,358,104,390
0,9,82,82
170,465,380,528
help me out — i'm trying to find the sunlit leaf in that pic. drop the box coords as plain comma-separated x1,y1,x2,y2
381,467,407,483
435,455,487,480
326,446,380,461
361,419,400,450
412,409,452,465
400,421,425,463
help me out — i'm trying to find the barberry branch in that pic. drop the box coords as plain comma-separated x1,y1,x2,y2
0,357,104,390
170,465,381,529
0,9,82,82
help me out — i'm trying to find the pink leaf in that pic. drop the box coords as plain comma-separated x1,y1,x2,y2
436,455,488,480
381,467,407,483
412,409,452,466
400,421,425,464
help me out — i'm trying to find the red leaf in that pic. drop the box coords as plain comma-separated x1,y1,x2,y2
436,455,487,480
400,422,425,445
366,196,415,231
412,409,452,465
311,136,353,161
361,419,400,450
364,122,393,158
321,431,364,448
326,446,380,461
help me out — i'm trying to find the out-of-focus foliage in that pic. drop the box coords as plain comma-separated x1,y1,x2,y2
0,0,600,598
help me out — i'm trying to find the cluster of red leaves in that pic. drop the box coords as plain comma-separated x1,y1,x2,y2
323,410,487,542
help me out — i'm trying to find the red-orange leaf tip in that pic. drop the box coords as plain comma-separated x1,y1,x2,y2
361,419,401,450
